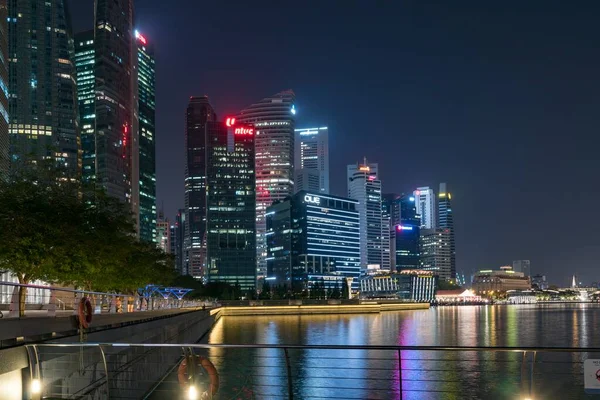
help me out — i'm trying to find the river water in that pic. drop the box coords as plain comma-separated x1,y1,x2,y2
206,304,600,399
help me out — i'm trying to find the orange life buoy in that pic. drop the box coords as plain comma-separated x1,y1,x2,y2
78,297,93,329
177,355,219,397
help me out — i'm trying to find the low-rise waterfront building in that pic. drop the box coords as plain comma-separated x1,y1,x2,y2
471,266,531,293
435,289,484,304
359,270,437,301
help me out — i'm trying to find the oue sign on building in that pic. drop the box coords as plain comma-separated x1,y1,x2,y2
304,195,321,205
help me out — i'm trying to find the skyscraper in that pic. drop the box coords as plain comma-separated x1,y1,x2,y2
347,160,387,272
174,208,187,275
184,96,216,278
395,194,421,271
294,126,329,193
0,0,8,177
414,187,436,229
420,228,453,280
94,0,137,211
238,90,296,280
135,31,156,243
266,191,360,291
156,214,170,254
512,260,531,276
438,182,456,279
74,30,96,183
8,0,79,174
205,119,256,290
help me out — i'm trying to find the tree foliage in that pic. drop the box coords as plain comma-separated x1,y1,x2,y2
0,164,175,315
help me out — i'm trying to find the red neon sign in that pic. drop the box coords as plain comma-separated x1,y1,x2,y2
234,127,254,135
225,117,236,127
135,31,147,45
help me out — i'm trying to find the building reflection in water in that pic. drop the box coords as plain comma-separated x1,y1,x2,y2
207,305,600,399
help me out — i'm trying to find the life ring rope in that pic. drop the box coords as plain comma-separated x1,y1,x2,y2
177,355,219,397
78,297,93,329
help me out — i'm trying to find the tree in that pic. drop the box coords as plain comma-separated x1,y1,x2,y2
259,281,271,300
0,164,176,314
437,279,462,291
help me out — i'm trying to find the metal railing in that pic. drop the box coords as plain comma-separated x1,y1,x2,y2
20,343,598,400
0,280,210,319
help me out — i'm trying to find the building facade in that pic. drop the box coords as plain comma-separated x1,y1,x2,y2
205,119,256,290
438,183,456,278
359,270,437,301
135,31,156,243
174,208,187,275
294,126,329,193
266,191,360,290
8,0,79,174
471,266,531,293
420,228,453,280
347,160,388,271
184,96,216,278
238,90,296,280
0,0,8,177
156,215,170,253
74,30,95,183
94,0,137,211
414,187,436,229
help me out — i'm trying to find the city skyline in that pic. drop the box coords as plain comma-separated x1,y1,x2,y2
67,1,600,284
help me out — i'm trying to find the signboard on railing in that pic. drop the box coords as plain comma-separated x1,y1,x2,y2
584,359,600,394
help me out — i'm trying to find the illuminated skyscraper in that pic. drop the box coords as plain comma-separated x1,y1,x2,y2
238,90,296,280
94,0,137,218
156,214,170,254
347,160,389,272
414,186,436,229
438,182,456,279
74,31,96,183
420,228,452,280
184,96,216,278
0,0,7,177
294,126,329,193
135,31,156,243
205,119,256,290
8,0,79,173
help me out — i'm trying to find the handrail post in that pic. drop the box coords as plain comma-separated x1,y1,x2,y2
283,347,293,399
99,344,110,399
398,349,403,399
530,351,536,398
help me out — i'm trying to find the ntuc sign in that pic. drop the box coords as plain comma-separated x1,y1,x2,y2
304,195,320,205
234,127,254,135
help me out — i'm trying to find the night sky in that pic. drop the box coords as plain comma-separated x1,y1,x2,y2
68,1,600,286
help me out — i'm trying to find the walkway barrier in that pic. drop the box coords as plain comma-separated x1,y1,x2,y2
0,280,208,319
21,343,599,399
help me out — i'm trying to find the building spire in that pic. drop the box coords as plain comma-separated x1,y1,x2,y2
572,275,577,288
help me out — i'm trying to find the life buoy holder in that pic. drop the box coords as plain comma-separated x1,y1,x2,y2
178,355,219,398
78,297,93,329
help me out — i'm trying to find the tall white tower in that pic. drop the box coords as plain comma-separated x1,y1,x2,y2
347,159,389,272
414,187,436,229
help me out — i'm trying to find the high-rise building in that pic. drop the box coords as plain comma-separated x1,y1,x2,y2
382,193,398,270
438,183,456,278
294,126,329,193
169,224,176,255
383,193,422,271
156,215,170,254
0,0,8,177
512,260,531,276
266,191,360,291
205,119,256,290
135,31,156,243
174,209,187,275
184,96,216,278
414,187,436,229
238,90,296,280
74,30,96,183
94,0,138,223
420,228,453,280
347,160,388,272
8,0,79,174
